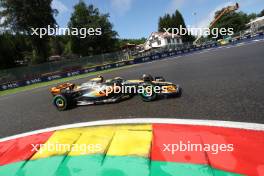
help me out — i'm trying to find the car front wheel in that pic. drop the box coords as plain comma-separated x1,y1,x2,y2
53,94,69,111
139,83,157,102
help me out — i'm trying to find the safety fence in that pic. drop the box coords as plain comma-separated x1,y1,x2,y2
0,32,263,91
0,52,125,84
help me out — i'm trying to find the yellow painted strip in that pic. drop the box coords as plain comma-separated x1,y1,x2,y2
30,124,152,159
78,124,151,132
106,130,152,157
69,124,152,156
116,124,152,131
31,129,82,160
68,127,115,156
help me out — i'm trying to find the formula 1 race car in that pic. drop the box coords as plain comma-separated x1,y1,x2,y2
50,74,182,111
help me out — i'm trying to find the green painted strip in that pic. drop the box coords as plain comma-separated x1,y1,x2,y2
0,161,25,176
151,161,214,176
0,155,244,176
100,155,150,176
20,155,65,176
0,155,150,176
56,154,150,176
56,155,104,176
151,161,244,176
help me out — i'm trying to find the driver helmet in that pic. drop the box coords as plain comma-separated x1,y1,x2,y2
97,75,104,83
142,74,153,82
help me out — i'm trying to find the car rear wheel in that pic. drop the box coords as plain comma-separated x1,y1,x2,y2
176,87,182,97
53,94,69,111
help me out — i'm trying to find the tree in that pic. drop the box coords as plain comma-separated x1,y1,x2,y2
50,37,63,56
0,33,16,68
0,33,31,69
158,14,171,32
158,10,194,42
118,38,146,48
211,11,253,39
247,13,257,21
173,10,194,42
68,1,118,56
258,9,264,17
0,0,58,63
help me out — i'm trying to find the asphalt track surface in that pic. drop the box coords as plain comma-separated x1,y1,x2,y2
0,41,264,137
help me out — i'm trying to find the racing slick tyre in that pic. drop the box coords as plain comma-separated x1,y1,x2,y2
169,86,182,98
53,94,69,111
139,83,157,102
176,87,182,97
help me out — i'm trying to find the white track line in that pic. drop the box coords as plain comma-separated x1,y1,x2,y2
1,118,264,142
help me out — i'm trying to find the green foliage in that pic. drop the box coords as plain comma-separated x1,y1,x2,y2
0,33,16,69
158,10,194,42
0,0,262,70
118,38,146,47
0,0,57,63
0,33,31,69
247,13,257,21
158,14,171,31
212,12,248,32
64,41,72,55
257,9,264,17
68,0,118,56
50,37,64,56
0,0,57,32
211,11,256,39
